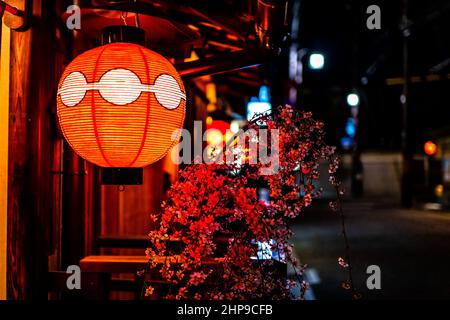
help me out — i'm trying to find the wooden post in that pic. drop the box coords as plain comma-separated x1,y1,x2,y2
7,0,58,299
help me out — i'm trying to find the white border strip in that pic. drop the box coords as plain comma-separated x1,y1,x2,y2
0,22,11,300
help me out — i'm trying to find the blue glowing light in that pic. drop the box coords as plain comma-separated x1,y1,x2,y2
247,85,272,122
341,137,354,150
247,102,272,121
259,85,270,102
345,118,356,138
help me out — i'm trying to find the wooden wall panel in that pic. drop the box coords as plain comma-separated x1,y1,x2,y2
100,160,165,240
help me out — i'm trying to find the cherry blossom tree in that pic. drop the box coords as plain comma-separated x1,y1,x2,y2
142,105,356,300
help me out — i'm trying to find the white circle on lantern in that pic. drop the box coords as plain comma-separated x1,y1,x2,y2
98,69,142,105
59,71,88,107
153,74,182,110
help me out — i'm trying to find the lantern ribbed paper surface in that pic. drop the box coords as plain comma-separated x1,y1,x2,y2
57,42,186,167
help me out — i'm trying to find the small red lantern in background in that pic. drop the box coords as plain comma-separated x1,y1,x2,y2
206,119,230,136
424,141,437,156
57,42,186,167
206,119,231,146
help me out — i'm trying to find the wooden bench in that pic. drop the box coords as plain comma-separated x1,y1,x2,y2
78,235,280,300
81,255,149,273
79,255,224,300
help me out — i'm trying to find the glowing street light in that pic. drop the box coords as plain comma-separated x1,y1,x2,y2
308,53,325,70
346,93,360,107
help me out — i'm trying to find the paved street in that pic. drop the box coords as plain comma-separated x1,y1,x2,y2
292,199,450,299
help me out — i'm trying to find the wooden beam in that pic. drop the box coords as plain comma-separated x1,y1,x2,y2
0,18,11,301
176,48,269,80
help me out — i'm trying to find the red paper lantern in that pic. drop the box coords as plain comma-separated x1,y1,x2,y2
424,141,437,156
206,120,230,136
57,42,186,167
206,120,231,146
